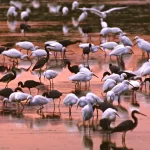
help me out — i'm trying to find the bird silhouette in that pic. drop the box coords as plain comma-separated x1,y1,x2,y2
63,59,79,74
0,67,16,88
112,110,146,144
42,90,62,114
32,44,50,81
18,80,44,94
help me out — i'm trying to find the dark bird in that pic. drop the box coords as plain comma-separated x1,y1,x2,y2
111,110,146,143
58,40,81,47
63,59,79,74
20,23,31,37
101,70,136,81
141,77,150,89
100,118,111,131
82,26,92,42
109,63,120,74
82,43,92,62
1,42,15,48
101,71,111,81
0,87,23,98
42,90,62,113
18,80,44,94
0,47,9,54
93,102,117,118
0,64,9,73
32,44,49,81
93,102,117,112
0,67,16,88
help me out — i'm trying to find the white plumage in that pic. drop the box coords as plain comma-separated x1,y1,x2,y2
102,108,118,122
102,73,127,83
2,49,28,60
103,79,117,92
16,41,39,51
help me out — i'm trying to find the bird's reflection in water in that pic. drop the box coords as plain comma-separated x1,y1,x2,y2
82,135,93,150
100,140,133,150
100,133,133,150
7,20,17,32
27,118,50,130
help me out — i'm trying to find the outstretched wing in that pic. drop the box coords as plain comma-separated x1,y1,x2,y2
105,7,127,14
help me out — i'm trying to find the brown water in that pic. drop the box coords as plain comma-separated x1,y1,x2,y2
0,0,150,150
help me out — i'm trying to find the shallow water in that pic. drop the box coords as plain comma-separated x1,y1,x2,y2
0,0,150,150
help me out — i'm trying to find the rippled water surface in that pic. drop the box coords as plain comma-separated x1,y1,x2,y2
0,0,150,150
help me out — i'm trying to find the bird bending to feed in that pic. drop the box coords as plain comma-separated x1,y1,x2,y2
1,48,30,65
18,80,44,94
100,108,119,130
58,40,81,47
63,93,78,120
45,41,66,61
42,90,62,114
81,100,94,128
16,41,39,54
29,95,52,117
43,70,58,89
63,59,79,74
3,92,32,113
111,110,146,143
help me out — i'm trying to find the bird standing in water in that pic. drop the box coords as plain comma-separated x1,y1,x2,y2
111,110,146,144
0,67,16,88
32,44,50,82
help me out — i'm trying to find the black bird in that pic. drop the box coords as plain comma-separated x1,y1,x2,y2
141,77,150,89
20,23,31,37
93,102,117,112
101,71,111,81
1,42,15,48
118,71,136,79
0,67,16,88
18,80,44,94
82,43,92,62
0,87,23,98
82,26,92,42
63,59,79,74
32,44,49,81
58,40,81,47
111,110,146,142
93,102,117,118
109,63,120,74
42,90,62,113
100,118,111,131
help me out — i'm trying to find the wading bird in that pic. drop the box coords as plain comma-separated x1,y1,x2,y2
0,67,16,88
63,93,78,120
18,80,44,94
111,110,146,143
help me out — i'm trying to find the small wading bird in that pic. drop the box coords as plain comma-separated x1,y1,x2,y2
45,41,66,62
100,108,119,131
63,93,78,120
63,59,80,74
43,70,58,89
0,67,16,88
3,92,32,113
18,80,44,94
29,95,52,117
42,90,62,114
111,110,146,144
32,44,50,81
16,41,39,54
